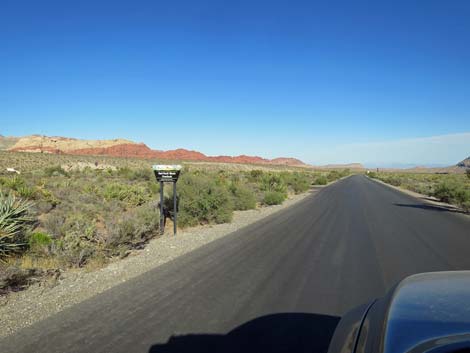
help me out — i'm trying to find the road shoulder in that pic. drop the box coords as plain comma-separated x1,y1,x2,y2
367,176,469,216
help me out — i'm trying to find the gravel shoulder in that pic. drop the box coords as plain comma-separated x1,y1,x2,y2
0,186,325,338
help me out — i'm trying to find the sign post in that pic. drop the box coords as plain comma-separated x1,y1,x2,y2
173,181,177,235
153,165,182,235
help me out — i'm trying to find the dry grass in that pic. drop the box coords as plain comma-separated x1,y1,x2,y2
6,255,62,271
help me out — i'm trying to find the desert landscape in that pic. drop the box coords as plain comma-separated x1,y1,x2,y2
3,2,470,351
0,137,359,300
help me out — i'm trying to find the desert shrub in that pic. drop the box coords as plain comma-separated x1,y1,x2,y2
118,167,153,181
0,177,39,201
102,183,150,206
367,172,377,178
53,213,98,267
292,178,310,193
260,174,287,195
433,182,456,203
0,176,25,190
229,174,241,184
282,172,310,194
326,171,341,182
132,168,153,181
176,174,234,227
313,175,328,185
262,191,286,205
147,180,160,194
466,169,470,180
454,186,470,206
44,165,69,177
249,170,264,181
83,183,100,195
15,185,36,199
432,181,469,206
385,176,402,187
229,183,256,210
0,193,34,260
28,232,53,255
43,211,67,238
215,169,229,185
28,232,52,247
105,204,159,255
116,166,133,179
462,200,470,212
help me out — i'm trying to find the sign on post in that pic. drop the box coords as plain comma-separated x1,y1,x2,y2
152,165,182,235
153,164,181,182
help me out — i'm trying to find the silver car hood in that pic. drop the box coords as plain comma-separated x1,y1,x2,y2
384,271,470,353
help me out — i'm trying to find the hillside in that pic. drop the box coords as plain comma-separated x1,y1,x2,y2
8,135,134,153
457,156,470,168
4,135,308,167
0,135,20,150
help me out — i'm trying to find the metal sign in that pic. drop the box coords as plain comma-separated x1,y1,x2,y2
152,165,182,235
152,165,182,182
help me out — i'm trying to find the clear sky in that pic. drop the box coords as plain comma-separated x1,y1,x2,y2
1,0,469,166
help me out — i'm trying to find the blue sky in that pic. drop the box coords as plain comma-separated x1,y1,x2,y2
1,0,469,166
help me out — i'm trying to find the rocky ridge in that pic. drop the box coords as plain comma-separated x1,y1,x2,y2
5,135,308,167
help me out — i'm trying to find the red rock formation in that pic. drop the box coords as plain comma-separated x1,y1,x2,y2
7,135,308,167
67,144,307,166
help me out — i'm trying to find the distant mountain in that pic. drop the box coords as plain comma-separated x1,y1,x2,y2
365,162,448,169
376,156,470,174
318,163,365,170
456,156,470,168
3,135,308,167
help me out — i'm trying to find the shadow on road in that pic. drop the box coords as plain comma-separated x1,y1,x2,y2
394,203,468,215
148,313,340,353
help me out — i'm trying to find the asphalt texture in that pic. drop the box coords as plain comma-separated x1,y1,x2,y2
2,175,470,353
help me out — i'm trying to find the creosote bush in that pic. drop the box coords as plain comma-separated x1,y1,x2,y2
105,204,160,256
176,174,234,227
313,175,328,185
102,183,150,206
44,165,69,177
229,183,256,210
433,181,470,208
262,191,286,205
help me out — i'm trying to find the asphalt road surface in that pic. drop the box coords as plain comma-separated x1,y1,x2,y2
2,175,470,353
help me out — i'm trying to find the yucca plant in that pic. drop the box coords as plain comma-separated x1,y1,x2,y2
0,193,34,260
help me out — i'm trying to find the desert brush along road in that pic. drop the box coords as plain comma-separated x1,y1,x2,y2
2,175,470,353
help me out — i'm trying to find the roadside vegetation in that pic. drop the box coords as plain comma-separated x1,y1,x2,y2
0,151,351,294
368,171,470,211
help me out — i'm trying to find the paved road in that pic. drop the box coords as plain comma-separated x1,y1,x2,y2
2,175,470,353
